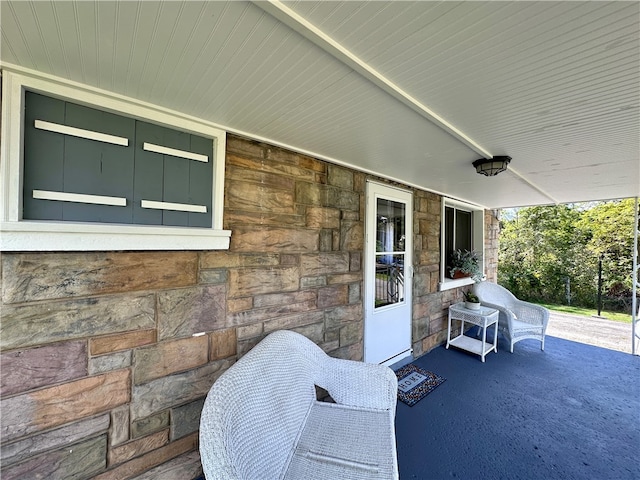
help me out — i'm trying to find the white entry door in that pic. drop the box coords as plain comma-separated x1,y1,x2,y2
364,181,413,365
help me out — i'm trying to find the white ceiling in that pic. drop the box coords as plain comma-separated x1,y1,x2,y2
1,1,638,208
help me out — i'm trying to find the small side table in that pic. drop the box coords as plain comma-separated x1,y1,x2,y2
446,303,499,362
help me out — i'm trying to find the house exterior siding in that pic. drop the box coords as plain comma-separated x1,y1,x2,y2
0,134,499,478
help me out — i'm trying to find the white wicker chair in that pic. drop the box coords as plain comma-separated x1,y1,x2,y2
473,281,549,353
199,330,399,480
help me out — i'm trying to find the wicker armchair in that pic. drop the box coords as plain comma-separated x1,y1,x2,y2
473,282,549,353
199,330,399,480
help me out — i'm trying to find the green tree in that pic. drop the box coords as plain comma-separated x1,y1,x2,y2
498,199,638,311
578,199,638,307
499,205,594,305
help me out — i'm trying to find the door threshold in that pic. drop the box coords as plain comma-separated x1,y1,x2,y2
381,349,413,368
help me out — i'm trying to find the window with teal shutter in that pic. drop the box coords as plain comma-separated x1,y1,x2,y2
23,92,213,228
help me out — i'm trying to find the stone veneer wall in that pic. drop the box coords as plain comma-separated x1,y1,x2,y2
484,209,501,284
0,134,497,479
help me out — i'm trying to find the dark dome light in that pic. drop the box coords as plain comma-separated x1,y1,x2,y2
472,156,511,176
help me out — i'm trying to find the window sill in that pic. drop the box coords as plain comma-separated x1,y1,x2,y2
0,221,231,251
439,277,475,291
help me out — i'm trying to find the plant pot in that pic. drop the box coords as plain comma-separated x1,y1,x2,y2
451,271,471,279
465,301,481,310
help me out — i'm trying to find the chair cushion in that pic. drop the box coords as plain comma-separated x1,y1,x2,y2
284,402,396,480
511,318,543,333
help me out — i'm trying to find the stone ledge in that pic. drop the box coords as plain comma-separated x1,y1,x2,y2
93,433,198,480
131,450,203,480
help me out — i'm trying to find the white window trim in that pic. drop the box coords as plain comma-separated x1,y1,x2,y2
0,66,231,251
439,198,485,291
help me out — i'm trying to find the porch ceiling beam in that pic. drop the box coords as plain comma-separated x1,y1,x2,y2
505,168,560,206
254,0,561,206
255,0,491,158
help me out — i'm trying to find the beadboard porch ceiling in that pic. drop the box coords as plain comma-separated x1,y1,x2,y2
1,1,638,209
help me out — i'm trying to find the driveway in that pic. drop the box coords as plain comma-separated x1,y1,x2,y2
546,311,634,354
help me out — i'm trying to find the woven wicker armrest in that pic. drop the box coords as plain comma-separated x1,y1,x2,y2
511,301,550,327
476,300,515,320
322,357,398,410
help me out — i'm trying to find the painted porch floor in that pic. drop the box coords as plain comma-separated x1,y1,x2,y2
396,334,639,480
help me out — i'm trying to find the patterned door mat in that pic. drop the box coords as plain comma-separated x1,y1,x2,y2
395,364,446,406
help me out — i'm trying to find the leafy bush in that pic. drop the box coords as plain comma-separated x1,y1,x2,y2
498,199,638,311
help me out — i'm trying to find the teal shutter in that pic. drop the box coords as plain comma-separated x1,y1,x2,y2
62,101,135,223
23,92,65,220
23,92,213,228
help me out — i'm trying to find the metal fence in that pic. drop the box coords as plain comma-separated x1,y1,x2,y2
375,263,404,308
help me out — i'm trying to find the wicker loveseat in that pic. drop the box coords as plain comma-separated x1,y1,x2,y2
199,330,399,480
473,281,549,353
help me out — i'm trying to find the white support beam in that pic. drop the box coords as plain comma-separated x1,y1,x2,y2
254,0,561,206
632,197,639,355
255,0,491,159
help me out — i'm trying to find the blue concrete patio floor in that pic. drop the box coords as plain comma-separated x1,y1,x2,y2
396,335,639,480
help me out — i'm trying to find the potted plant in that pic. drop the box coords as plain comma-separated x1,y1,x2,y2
449,249,482,281
464,291,481,310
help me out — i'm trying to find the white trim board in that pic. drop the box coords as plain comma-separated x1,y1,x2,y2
0,221,231,251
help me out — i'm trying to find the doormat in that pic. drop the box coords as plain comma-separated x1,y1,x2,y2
395,364,446,406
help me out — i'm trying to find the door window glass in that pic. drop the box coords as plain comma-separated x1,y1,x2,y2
375,198,406,308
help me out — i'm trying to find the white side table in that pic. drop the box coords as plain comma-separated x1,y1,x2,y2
446,302,499,362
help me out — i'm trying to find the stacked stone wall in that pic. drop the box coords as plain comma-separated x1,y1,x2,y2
484,209,501,283
0,134,496,478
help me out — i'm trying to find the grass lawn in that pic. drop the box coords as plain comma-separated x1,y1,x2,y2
537,303,632,323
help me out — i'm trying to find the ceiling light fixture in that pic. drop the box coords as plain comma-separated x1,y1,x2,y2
472,156,511,176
